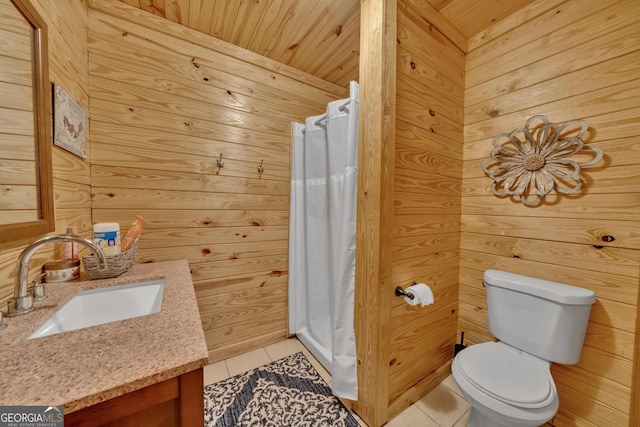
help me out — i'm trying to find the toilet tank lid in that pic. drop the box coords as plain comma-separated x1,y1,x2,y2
484,270,596,305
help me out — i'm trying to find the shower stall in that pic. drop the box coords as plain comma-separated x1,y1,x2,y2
288,81,359,400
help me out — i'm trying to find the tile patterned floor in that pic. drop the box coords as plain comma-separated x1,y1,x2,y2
204,337,471,426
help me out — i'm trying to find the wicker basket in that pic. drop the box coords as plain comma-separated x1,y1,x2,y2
83,243,137,280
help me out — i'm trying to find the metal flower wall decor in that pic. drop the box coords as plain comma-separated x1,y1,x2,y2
481,115,604,206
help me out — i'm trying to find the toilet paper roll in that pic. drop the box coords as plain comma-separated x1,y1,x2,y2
404,283,434,307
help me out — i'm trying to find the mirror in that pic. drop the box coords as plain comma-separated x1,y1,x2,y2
0,0,54,244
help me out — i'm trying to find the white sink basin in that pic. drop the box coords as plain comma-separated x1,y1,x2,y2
29,279,164,339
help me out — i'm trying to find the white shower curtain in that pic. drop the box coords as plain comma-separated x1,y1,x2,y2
288,81,359,400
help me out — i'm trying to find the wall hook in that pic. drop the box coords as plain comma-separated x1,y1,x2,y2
257,160,264,174
217,153,224,169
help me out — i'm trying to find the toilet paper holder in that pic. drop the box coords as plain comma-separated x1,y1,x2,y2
395,283,417,300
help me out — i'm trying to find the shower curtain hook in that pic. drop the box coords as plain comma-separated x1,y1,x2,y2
257,160,264,174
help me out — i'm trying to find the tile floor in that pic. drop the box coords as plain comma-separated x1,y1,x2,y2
203,337,471,427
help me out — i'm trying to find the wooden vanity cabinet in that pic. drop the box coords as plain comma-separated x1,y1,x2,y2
64,368,203,427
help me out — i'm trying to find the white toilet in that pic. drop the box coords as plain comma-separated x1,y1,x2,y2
452,269,596,427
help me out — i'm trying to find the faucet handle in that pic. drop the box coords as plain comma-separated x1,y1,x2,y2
33,274,47,302
7,294,33,317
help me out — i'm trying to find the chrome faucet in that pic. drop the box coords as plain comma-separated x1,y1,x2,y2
7,233,107,317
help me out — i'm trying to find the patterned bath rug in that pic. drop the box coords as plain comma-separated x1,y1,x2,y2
204,351,359,426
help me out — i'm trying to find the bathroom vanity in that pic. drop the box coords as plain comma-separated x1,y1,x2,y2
0,260,209,426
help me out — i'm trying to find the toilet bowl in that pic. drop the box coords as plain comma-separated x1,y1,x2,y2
452,270,595,427
452,342,558,427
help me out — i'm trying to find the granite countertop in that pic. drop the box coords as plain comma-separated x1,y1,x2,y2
0,260,209,413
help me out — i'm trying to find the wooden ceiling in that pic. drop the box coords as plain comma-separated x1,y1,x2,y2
117,0,535,88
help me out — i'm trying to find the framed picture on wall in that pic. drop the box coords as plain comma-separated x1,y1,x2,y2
53,82,86,159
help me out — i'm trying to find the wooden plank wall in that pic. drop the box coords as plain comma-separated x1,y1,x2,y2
87,0,348,361
0,0,38,225
461,0,640,425
386,0,465,417
352,0,396,425
0,0,90,305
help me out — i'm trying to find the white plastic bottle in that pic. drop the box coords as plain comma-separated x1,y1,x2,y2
93,222,121,256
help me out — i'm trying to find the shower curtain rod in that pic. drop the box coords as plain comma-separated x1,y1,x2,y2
312,99,352,127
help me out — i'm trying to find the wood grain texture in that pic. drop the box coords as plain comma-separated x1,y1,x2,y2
88,1,345,361
116,0,360,88
432,0,536,40
64,368,204,427
119,0,542,87
2,4,636,427
0,0,90,304
381,0,464,419
632,273,640,424
352,0,396,425
461,1,640,425
0,0,53,236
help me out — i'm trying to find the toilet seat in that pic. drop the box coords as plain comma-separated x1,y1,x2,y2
456,342,555,409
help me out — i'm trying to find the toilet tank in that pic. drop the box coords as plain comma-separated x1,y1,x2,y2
484,269,596,365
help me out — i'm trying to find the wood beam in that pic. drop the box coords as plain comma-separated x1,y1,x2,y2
353,0,397,425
